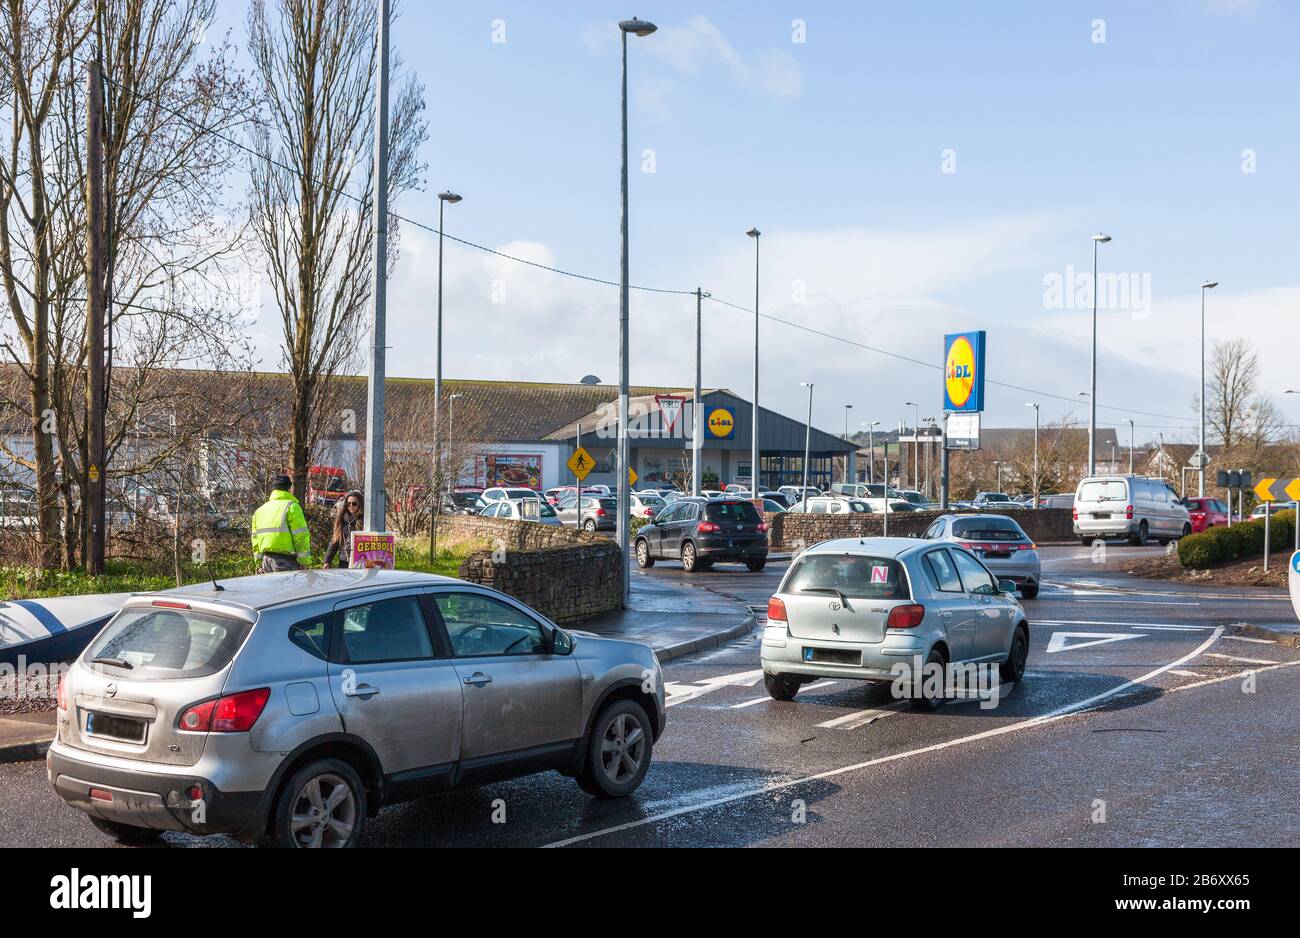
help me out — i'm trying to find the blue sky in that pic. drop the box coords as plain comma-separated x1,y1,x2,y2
214,1,1300,442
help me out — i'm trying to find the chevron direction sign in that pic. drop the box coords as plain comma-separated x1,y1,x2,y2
1253,476,1300,503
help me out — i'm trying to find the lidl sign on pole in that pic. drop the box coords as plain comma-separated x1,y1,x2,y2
943,331,986,413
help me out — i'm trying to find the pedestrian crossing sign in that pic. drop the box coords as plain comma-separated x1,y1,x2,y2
567,446,595,481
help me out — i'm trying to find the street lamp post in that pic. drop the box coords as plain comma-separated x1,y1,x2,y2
692,288,708,497
747,227,761,496
864,421,880,485
616,16,656,608
1088,233,1111,477
1026,402,1039,507
430,190,462,561
800,382,813,510
905,401,920,491
1125,418,1135,474
842,404,853,483
1199,280,1218,496
446,392,462,497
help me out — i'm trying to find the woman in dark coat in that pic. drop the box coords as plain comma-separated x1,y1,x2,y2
323,491,364,568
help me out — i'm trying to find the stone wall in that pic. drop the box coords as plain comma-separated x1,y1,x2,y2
443,515,621,625
763,508,1075,552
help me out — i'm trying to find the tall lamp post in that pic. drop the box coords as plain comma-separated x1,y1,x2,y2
747,227,761,496
1125,418,1135,474
616,16,656,608
863,421,880,485
429,190,462,560
800,382,813,510
904,401,920,491
1026,402,1039,507
1198,280,1218,496
1087,233,1111,477
842,404,853,483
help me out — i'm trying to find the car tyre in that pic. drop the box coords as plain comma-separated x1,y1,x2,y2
575,700,653,799
909,647,947,711
1130,521,1149,546
88,817,164,845
1020,581,1039,600
635,538,654,568
264,757,367,849
681,541,699,572
746,559,766,572
1000,625,1029,683
583,518,597,532
764,673,799,701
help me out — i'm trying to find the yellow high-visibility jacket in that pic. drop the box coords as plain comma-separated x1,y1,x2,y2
250,490,311,564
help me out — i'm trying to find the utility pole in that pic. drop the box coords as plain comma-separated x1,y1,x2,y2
85,60,106,575
364,0,391,533
692,288,704,496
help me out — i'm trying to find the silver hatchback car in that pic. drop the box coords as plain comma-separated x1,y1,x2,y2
761,538,1029,708
48,570,665,847
921,513,1042,599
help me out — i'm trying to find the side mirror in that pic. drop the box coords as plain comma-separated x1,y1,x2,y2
998,579,1018,595
550,628,574,656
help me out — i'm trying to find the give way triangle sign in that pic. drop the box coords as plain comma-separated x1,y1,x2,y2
1045,631,1144,654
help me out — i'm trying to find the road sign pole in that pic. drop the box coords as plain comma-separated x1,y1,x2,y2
1264,502,1271,573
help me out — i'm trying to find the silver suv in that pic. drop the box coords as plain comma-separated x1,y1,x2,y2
48,570,665,847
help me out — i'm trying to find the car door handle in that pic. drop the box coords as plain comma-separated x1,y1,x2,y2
346,682,380,698
463,672,493,687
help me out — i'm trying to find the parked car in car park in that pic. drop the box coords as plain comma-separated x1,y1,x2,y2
897,489,934,510
760,498,788,513
1073,475,1192,545
635,497,768,572
480,497,563,525
788,496,872,514
1037,493,1074,510
973,492,1024,510
1183,496,1232,533
629,491,665,520
556,493,618,531
760,538,1028,707
478,486,543,508
47,571,665,847
778,485,822,504
1250,501,1298,520
922,513,1041,599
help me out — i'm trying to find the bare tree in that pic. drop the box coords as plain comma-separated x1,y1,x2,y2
1,0,253,569
246,0,427,503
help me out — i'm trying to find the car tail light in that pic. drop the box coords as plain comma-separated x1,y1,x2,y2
1072,507,1078,521
757,521,768,532
595,508,606,517
886,604,926,629
697,521,719,533
152,600,191,610
89,788,113,802
767,596,788,622
643,508,654,517
179,688,270,733
56,674,66,712
1016,542,1037,550
1126,505,1134,520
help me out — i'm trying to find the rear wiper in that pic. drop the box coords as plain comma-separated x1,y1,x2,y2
91,656,133,670
798,586,848,605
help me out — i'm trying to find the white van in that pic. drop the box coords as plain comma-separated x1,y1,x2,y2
1073,475,1191,546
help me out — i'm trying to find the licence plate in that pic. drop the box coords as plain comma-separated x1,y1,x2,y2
803,647,862,666
85,711,146,743
1092,512,1111,519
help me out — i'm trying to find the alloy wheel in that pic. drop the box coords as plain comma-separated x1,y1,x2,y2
289,773,357,848
600,712,646,785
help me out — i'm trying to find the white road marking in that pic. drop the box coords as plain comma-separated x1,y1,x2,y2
1205,652,1279,666
730,679,837,709
1169,659,1300,693
815,705,902,729
542,628,1225,848
1035,619,1211,630
665,669,766,708
1046,631,1144,653
1139,625,1212,632
1168,669,1203,678
1221,635,1276,645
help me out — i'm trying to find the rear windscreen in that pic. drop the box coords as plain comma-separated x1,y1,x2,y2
706,501,762,523
1078,480,1127,502
85,606,251,680
786,554,908,600
952,517,1026,541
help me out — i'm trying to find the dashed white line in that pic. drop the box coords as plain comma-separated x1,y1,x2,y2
542,628,1225,847
1170,659,1300,692
1221,635,1277,645
815,705,902,729
1168,669,1204,678
1205,652,1279,666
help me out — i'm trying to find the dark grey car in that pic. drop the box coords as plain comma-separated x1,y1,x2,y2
634,497,768,572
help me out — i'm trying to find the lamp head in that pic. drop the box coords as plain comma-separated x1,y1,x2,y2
746,227,760,239
1092,233,1111,243
619,17,658,36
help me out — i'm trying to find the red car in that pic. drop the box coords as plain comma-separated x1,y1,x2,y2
1183,496,1231,533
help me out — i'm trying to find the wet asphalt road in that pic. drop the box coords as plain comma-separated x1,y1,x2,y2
4,543,1298,848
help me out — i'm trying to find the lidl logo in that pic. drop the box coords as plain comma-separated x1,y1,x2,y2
943,331,985,412
707,407,735,439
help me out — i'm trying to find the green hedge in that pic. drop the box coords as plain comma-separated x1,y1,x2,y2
1177,510,1296,569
